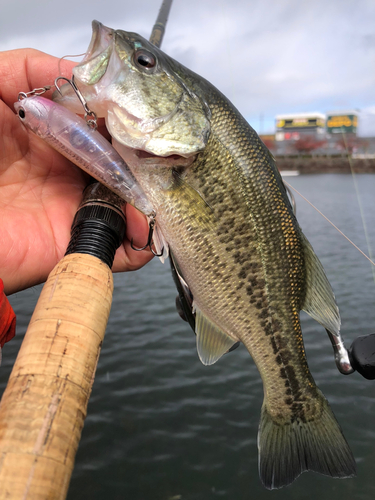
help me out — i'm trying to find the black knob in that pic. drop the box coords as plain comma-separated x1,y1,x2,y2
348,334,375,380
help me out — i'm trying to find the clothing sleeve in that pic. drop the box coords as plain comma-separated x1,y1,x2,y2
0,279,16,349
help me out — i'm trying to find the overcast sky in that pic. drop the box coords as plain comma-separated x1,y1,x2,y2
1,0,374,135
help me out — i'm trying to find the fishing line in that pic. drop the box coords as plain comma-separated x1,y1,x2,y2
341,129,375,284
219,0,236,104
283,180,375,269
58,53,86,76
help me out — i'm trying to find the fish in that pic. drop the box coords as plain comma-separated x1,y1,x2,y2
55,21,356,489
14,95,154,216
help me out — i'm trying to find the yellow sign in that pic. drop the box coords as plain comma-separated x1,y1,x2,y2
327,116,357,128
276,117,325,129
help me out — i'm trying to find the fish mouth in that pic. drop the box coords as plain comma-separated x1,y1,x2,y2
53,21,115,111
135,149,194,163
72,21,115,87
80,20,114,64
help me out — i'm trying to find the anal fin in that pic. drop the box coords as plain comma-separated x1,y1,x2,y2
301,233,340,335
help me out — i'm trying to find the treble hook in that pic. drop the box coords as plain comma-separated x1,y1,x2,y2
54,75,98,130
131,215,164,257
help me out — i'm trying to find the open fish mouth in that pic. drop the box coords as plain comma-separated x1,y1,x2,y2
73,21,115,87
53,21,114,110
80,21,113,65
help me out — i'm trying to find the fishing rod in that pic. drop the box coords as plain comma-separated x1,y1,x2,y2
340,129,375,380
0,2,174,499
149,0,173,48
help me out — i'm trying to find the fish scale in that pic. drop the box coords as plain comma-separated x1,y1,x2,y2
139,94,314,418
55,20,356,489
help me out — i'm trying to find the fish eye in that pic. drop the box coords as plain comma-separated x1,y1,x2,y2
18,108,26,119
134,49,157,71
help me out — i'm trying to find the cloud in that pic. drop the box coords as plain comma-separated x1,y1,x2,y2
358,107,375,137
1,0,374,135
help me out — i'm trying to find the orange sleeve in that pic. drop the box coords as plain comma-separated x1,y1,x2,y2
0,279,16,348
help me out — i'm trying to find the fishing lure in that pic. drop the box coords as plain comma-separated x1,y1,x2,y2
14,89,155,218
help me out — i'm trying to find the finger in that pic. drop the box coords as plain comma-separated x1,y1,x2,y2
112,204,154,273
0,49,76,106
124,204,154,267
125,204,151,247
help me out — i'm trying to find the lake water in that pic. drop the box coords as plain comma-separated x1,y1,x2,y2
2,174,375,500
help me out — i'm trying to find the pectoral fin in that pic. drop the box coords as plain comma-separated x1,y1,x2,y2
194,304,237,365
301,233,340,336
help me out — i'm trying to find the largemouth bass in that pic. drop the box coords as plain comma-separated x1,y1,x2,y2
55,21,356,489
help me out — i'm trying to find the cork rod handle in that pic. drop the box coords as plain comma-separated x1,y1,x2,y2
0,253,113,499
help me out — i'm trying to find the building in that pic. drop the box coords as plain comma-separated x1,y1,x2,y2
275,112,326,142
326,111,358,135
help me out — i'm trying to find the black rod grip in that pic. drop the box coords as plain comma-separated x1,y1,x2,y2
65,183,126,268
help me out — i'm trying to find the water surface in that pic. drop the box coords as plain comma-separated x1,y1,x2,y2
2,174,375,500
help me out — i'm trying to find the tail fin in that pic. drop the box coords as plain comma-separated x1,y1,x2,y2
258,397,356,489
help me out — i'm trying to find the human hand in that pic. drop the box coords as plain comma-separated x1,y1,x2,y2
0,49,153,295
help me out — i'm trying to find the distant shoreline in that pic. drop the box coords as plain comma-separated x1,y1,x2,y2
276,156,375,174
